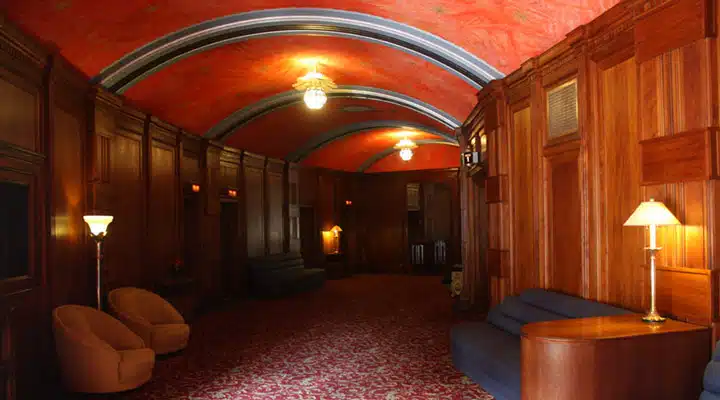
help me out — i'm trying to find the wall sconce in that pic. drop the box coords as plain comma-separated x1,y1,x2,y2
227,189,237,197
83,215,114,310
191,184,200,193
345,200,353,206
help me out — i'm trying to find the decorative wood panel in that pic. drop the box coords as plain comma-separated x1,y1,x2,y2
634,0,713,63
148,132,178,282
545,142,583,297
244,153,265,258
655,266,713,325
0,76,38,151
266,159,284,255
511,107,537,292
641,128,713,184
485,175,507,203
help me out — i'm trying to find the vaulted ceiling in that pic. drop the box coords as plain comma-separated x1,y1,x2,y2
2,0,620,172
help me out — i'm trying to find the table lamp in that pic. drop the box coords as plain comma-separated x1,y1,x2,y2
623,199,680,323
83,215,114,309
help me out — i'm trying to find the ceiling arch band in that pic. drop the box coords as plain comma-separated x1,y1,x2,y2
357,139,459,172
206,86,462,141
287,120,457,162
94,8,504,93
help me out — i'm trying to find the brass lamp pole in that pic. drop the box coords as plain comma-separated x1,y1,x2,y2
83,215,114,310
623,199,680,323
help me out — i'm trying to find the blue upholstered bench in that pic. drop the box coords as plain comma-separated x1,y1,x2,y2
248,252,325,298
450,289,631,400
701,342,720,400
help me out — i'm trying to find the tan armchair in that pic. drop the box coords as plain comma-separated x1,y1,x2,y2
52,305,155,393
108,287,190,355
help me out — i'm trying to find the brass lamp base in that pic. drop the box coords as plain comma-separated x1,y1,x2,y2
642,311,666,323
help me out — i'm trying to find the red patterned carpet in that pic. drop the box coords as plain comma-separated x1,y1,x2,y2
98,275,493,399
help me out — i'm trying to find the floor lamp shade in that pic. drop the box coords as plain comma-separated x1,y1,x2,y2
623,199,680,323
83,215,114,237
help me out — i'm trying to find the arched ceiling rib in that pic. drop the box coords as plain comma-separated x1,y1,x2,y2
206,86,462,141
225,98,453,160
365,143,461,173
357,140,458,172
289,120,456,163
96,9,501,92
2,0,621,173
300,128,455,172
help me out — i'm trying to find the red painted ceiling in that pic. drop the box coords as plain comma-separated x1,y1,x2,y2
302,128,448,172
365,143,460,173
3,0,620,75
226,98,451,159
124,36,476,135
2,0,619,172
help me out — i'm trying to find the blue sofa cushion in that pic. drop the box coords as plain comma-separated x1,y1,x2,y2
705,361,720,394
451,321,520,398
494,296,566,326
519,288,631,318
701,391,720,400
487,307,524,336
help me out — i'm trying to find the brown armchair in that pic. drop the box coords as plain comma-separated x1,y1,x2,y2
52,305,155,393
108,287,190,355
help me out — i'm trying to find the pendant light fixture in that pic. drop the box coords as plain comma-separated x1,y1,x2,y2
394,137,418,161
293,63,336,110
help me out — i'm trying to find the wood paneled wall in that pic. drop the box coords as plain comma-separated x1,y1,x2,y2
460,0,720,330
0,19,301,397
299,167,461,273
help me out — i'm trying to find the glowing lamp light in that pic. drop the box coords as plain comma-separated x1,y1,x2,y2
399,148,414,161
191,184,200,193
394,136,418,162
83,215,114,237
303,88,327,110
228,189,237,197
345,200,353,206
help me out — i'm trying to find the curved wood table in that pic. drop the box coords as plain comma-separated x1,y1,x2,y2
521,314,710,400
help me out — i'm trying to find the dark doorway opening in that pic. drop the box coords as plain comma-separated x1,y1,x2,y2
299,206,318,268
220,200,239,298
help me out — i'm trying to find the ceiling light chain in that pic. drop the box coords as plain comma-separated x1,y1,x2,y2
293,63,336,110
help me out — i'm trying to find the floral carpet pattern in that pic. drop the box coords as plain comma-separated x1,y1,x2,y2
107,275,492,400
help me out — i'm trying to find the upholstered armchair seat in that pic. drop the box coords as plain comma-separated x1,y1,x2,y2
52,305,155,393
109,287,190,355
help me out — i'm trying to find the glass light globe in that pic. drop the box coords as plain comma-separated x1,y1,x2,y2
399,148,413,161
304,88,327,110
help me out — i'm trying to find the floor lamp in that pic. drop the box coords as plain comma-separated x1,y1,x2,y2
83,215,114,310
623,198,680,323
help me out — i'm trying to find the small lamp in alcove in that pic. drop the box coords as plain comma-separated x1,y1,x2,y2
83,215,114,310
331,225,343,254
623,199,680,323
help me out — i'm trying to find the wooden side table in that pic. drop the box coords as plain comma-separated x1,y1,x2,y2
521,314,710,400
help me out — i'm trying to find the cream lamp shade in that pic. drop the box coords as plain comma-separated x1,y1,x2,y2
623,199,680,227
331,225,342,235
83,215,114,236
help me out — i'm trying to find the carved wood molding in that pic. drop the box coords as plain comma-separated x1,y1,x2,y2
220,146,242,165
0,15,48,83
266,157,285,174
149,116,179,147
242,151,266,169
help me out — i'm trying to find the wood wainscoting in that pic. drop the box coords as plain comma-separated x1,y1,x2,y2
460,0,720,337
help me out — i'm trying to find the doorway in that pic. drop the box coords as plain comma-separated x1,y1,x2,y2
299,206,318,267
220,200,239,297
